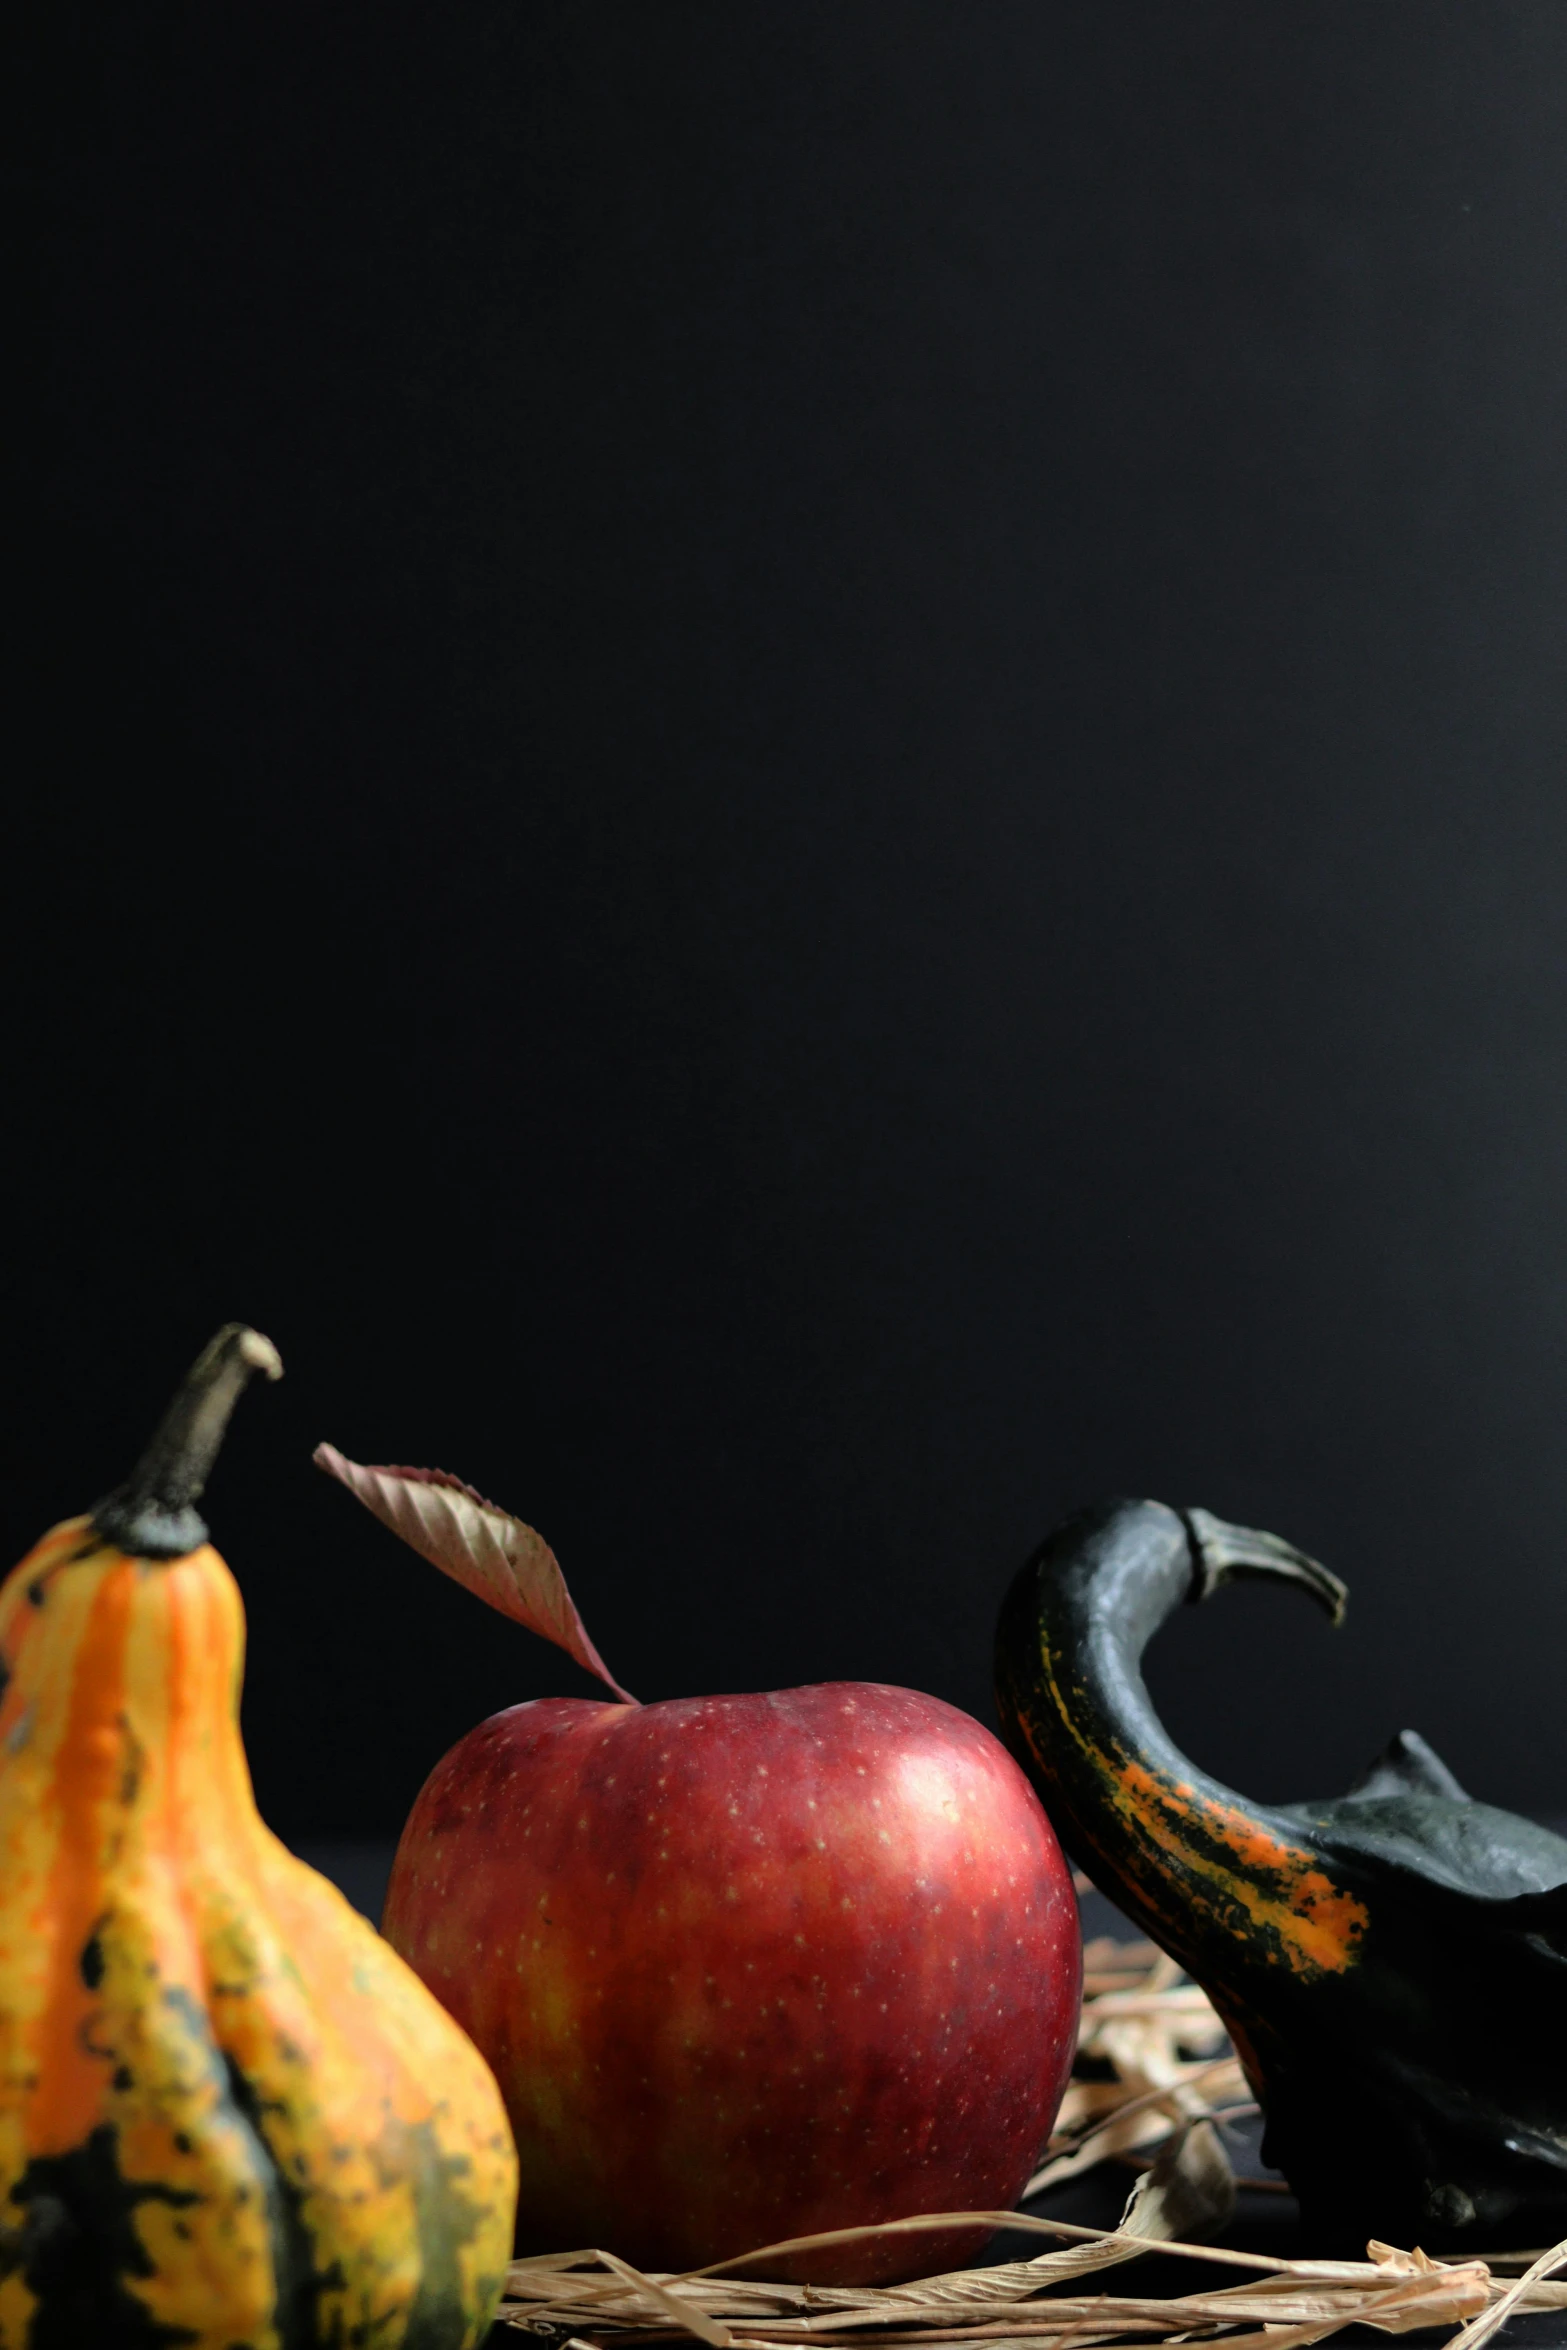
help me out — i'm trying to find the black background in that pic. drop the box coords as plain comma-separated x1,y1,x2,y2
9,3,1567,1846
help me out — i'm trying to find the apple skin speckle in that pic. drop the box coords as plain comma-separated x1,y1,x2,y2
383,1680,1080,2283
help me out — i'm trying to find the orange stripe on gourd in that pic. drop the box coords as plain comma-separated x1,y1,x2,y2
30,1541,141,2156
1111,1764,1368,1976
1031,1624,1366,1982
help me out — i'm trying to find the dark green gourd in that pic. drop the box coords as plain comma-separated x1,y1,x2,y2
994,1500,1567,2250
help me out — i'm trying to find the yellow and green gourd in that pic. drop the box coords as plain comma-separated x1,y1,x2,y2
0,1327,518,2349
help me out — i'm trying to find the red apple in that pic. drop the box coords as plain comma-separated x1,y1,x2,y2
316,1450,1081,2282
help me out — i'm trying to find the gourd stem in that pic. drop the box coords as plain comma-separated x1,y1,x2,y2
1182,1508,1348,1625
90,1324,283,1559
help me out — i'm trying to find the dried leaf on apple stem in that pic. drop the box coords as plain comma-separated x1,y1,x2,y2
313,1444,637,1703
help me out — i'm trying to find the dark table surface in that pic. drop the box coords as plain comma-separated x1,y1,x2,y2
300,1841,1567,2348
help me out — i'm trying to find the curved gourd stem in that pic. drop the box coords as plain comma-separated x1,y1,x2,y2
90,1324,283,1559
994,1498,1364,1985
1182,1507,1347,1620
